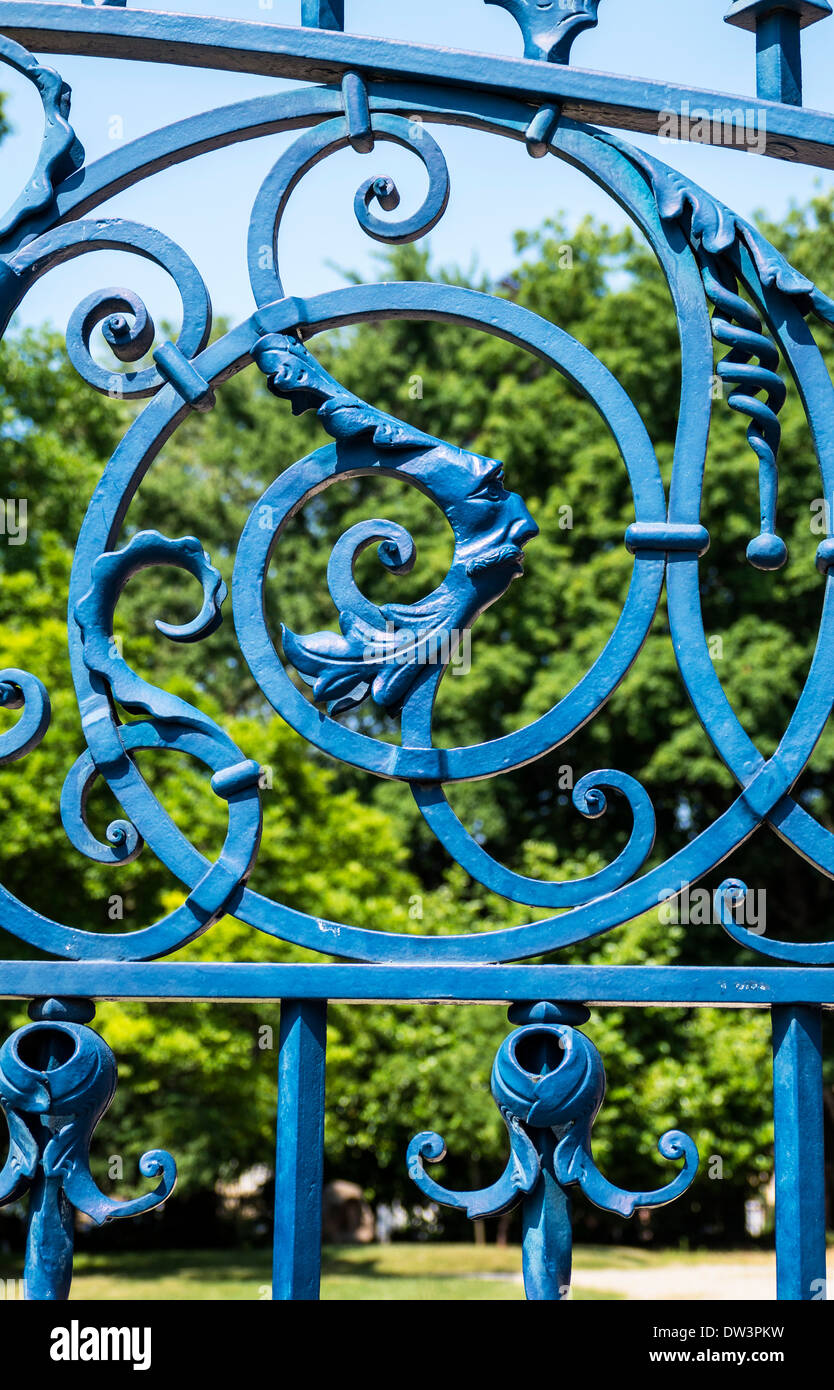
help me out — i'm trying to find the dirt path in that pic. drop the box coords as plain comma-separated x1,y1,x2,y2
573,1261,778,1300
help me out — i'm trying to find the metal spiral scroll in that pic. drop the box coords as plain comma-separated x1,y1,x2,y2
0,34,83,249
0,220,213,400
0,999,176,1300
0,43,213,400
702,253,788,571
0,669,51,764
247,104,451,307
407,1003,698,1299
2,30,834,964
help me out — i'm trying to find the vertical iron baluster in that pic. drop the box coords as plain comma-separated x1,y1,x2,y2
24,1172,75,1302
516,1010,575,1300
273,999,328,1301
521,1130,573,1300
22,1008,79,1300
772,1004,827,1300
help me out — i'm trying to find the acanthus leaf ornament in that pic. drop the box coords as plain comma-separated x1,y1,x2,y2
485,0,603,63
253,334,539,717
0,35,84,253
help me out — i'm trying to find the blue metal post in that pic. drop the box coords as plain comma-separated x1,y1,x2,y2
515,1004,577,1300
22,1001,86,1300
725,0,833,106
24,1172,75,1301
756,8,803,105
521,1130,573,1300
273,999,328,1301
772,1005,827,1300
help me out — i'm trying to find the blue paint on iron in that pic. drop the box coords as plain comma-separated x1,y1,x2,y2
274,1000,327,1301
302,0,344,30
771,1005,827,1299
725,1,832,104
0,1004,176,1300
0,33,83,249
0,0,830,1303
408,1005,698,1299
486,0,603,64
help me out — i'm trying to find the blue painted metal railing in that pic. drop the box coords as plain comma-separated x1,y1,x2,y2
0,0,832,1301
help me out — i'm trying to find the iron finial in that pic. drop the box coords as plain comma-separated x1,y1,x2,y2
725,0,832,104
486,0,602,64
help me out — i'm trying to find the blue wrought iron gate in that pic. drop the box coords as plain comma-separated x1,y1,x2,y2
0,0,833,1303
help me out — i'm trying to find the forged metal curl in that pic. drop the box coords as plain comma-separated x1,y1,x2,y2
0,34,83,249
702,254,788,570
0,530,262,959
0,33,209,400
60,747,144,866
248,111,451,305
0,218,212,399
58,523,231,873
3,35,834,964
713,876,834,963
0,668,51,764
75,530,228,695
67,286,156,387
0,1010,176,1299
411,770,656,908
407,1008,698,1298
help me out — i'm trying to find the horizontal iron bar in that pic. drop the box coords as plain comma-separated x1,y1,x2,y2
1,963,834,1005
3,3,834,168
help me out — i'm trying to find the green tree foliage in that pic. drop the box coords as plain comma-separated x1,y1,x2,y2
5,188,834,1242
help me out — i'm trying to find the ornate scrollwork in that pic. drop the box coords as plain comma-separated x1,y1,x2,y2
3,0,834,1306
0,36,212,401
485,0,603,63
248,107,451,307
617,141,834,559
1,219,213,400
253,335,538,717
1,27,834,969
408,1003,698,1299
0,34,84,251
412,769,657,908
0,999,176,1300
599,135,834,572
4,0,834,1312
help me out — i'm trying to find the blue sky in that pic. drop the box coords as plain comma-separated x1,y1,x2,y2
3,0,834,332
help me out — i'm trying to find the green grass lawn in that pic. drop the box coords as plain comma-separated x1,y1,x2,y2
62,1245,623,1300
56,1243,780,1300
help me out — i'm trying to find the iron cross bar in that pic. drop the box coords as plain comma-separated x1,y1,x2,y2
3,1,834,170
